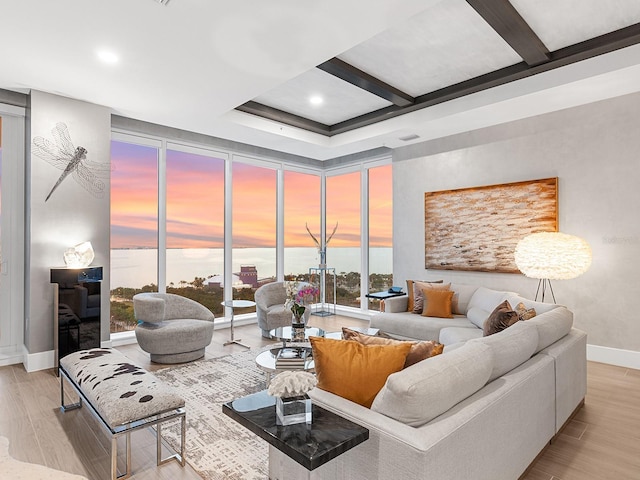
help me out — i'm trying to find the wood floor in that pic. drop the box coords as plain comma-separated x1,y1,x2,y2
0,316,638,479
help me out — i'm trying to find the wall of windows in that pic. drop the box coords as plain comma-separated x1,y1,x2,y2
109,130,391,335
166,147,226,316
367,164,394,309
284,171,321,279
231,161,277,312
326,171,361,308
110,139,159,333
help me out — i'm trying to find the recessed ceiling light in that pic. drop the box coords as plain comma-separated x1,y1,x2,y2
309,95,324,106
97,50,119,65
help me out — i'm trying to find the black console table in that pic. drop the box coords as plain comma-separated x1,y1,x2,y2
50,266,103,373
223,390,368,472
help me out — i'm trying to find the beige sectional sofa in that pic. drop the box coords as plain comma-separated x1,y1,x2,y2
269,284,587,480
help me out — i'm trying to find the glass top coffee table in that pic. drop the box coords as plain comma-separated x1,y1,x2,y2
255,347,315,385
269,326,326,348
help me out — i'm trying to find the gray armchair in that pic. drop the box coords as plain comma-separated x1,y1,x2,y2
254,281,311,338
133,293,215,364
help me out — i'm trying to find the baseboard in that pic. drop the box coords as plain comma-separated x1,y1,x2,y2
587,344,640,370
0,346,24,367
22,346,54,372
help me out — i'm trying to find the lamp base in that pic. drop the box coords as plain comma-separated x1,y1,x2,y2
535,279,556,303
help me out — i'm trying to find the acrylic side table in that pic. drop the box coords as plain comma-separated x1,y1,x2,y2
308,266,336,317
221,299,255,348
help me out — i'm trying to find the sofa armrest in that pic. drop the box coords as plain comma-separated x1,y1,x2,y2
382,295,408,313
308,387,422,448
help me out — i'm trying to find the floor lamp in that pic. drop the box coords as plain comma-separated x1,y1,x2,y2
514,232,592,302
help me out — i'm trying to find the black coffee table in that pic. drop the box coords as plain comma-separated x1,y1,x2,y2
222,390,368,471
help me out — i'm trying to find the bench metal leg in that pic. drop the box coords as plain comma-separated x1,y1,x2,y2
111,433,132,480
156,413,186,467
59,366,185,478
60,371,81,412
157,418,162,466
111,436,118,480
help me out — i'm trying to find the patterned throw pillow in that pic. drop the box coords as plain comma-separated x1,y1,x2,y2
483,300,520,336
515,302,537,321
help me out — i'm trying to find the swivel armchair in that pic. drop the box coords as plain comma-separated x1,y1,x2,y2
133,293,215,364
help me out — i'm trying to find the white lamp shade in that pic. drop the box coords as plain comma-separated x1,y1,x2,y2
63,241,95,268
514,232,592,280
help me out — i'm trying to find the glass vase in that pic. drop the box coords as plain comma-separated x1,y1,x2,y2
275,394,312,426
291,313,305,342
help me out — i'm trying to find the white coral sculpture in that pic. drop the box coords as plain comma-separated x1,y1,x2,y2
268,370,317,398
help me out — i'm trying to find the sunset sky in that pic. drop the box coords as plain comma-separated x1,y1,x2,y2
111,141,392,249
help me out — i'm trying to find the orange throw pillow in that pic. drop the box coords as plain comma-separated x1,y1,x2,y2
421,288,454,318
413,281,450,314
342,327,443,368
310,336,412,408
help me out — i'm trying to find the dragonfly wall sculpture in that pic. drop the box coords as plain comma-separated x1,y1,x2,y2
32,122,112,202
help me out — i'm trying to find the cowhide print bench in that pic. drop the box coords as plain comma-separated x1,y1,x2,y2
59,348,186,480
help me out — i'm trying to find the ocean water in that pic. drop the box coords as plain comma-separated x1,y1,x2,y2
111,247,392,289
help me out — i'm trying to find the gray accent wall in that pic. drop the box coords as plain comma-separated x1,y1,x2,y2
27,91,111,354
393,91,640,353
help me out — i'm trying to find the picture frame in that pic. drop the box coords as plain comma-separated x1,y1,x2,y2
424,178,558,273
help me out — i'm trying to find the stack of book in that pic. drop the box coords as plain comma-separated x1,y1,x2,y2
275,347,309,370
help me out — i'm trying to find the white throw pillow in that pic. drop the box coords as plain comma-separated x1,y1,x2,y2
467,307,489,329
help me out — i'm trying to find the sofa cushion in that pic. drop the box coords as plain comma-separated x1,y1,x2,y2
421,288,454,318
503,294,559,315
413,282,450,314
467,287,513,313
342,327,443,368
310,336,412,408
467,307,490,329
484,300,519,336
519,306,573,353
371,341,493,426
449,283,480,315
471,321,539,382
439,326,483,345
370,312,476,342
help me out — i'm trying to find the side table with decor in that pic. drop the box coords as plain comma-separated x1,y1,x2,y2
222,390,369,474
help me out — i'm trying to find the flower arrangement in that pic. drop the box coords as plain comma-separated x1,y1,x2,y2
284,281,319,319
268,370,317,398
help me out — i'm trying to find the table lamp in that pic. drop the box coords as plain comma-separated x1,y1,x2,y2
514,232,592,302
63,241,95,268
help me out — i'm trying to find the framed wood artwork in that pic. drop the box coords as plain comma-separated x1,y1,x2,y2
424,178,558,273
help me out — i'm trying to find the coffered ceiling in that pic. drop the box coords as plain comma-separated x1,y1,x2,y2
240,0,640,137
2,0,640,160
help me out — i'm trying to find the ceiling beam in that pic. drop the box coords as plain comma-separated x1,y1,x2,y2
331,22,640,135
317,57,415,107
466,0,550,66
237,22,640,137
235,101,331,135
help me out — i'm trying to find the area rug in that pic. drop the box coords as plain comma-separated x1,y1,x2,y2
154,347,271,480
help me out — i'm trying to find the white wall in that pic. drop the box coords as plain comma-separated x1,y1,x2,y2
26,91,111,357
393,91,640,363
